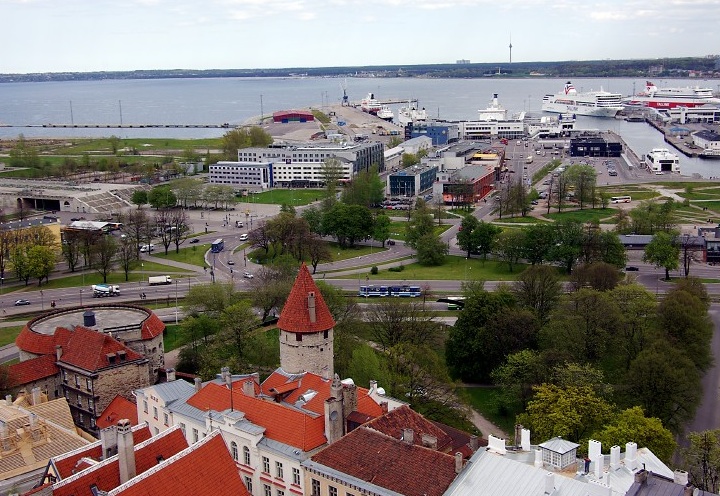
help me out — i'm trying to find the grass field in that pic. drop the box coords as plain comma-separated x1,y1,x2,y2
542,207,617,224
241,189,323,207
387,221,451,241
152,243,210,267
462,387,518,435
0,324,25,347
363,256,532,281
493,216,551,224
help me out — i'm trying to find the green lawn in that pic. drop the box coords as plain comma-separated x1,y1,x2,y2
238,189,323,207
388,221,451,241
249,241,390,265
542,207,617,224
462,386,519,435
152,244,209,267
0,324,25,348
363,256,532,281
493,216,551,224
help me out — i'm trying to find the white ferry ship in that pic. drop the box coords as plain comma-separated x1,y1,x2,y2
397,101,428,126
360,93,382,115
542,82,624,118
376,105,394,121
644,148,680,174
625,81,720,109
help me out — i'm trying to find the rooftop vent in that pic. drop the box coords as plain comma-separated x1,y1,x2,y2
83,311,97,328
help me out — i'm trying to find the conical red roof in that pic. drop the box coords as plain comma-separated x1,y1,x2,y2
277,263,335,333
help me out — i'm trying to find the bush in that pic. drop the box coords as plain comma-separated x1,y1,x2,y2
388,265,405,273
370,266,378,275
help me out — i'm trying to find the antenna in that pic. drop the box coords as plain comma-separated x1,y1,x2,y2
509,33,513,64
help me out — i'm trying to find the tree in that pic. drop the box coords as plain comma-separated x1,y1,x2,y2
131,189,148,208
415,233,448,265
148,186,177,209
319,157,344,204
565,163,597,209
366,299,439,350
491,349,546,409
457,215,479,258
493,229,525,272
569,262,622,292
346,345,392,393
521,223,555,265
168,208,191,254
10,248,31,285
608,284,656,370
644,231,680,280
221,126,272,160
199,300,260,376
372,214,391,248
27,245,56,286
322,203,373,248
683,430,720,493
60,230,82,273
516,384,615,443
117,236,138,281
306,236,332,273
591,407,676,463
512,265,562,324
472,221,502,261
548,220,584,274
91,235,118,283
122,209,152,254
183,283,241,318
248,263,295,322
301,206,324,235
405,207,434,250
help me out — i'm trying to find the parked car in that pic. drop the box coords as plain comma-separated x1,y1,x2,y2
243,271,254,279
625,266,640,272
387,240,396,246
228,260,235,265
189,238,199,244
14,299,31,306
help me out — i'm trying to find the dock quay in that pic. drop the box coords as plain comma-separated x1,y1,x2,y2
0,123,232,129
351,98,418,106
645,118,703,158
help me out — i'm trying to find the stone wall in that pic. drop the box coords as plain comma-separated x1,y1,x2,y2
279,329,333,377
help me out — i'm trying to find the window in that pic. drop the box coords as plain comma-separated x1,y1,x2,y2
244,446,251,465
75,375,80,387
245,477,253,493
192,428,198,443
311,479,320,496
264,484,272,496
231,441,238,461
277,491,284,496
179,423,186,436
276,461,283,479
86,378,92,390
163,413,169,426
78,413,84,425
262,456,270,473
88,398,94,412
292,468,300,485
143,400,148,413
153,406,158,419
329,487,337,496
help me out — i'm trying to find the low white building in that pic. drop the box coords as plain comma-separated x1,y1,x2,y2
209,161,273,191
693,129,720,157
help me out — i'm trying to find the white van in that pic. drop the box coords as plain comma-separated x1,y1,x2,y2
239,234,248,241
139,244,155,253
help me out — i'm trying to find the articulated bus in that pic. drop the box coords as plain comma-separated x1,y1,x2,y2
211,238,225,253
610,196,631,204
358,285,421,298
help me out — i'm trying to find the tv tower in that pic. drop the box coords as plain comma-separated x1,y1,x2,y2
509,34,513,63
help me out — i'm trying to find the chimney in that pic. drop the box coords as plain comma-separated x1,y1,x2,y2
5,395,11,406
594,453,604,480
514,424,522,448
674,469,689,486
100,425,119,459
194,377,202,392
634,469,648,484
308,292,316,323
589,439,602,462
380,401,388,413
341,382,358,421
610,445,621,471
117,419,136,484
166,368,176,382
421,434,438,450
31,387,41,406
534,449,543,468
625,442,638,471
470,435,479,451
455,452,463,474
544,473,554,495
521,428,531,451
324,396,343,444
55,345,63,361
369,380,377,393
220,367,230,382
487,435,506,455
402,428,414,445
242,380,255,397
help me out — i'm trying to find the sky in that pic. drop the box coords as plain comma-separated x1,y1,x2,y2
1,0,718,74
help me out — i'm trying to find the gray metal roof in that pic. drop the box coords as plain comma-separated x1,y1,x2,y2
259,437,308,461
539,437,579,454
140,379,196,404
232,419,265,436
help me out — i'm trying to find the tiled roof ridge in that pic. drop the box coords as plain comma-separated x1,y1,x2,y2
52,423,148,464
23,399,92,440
277,263,335,333
107,430,224,495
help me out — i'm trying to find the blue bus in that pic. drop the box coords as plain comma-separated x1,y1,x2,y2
211,238,224,253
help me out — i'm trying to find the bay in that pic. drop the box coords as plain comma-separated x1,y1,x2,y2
0,76,717,176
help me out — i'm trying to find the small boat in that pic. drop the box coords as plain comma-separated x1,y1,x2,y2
377,106,394,121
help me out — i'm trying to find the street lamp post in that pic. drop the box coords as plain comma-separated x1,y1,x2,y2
40,290,44,310
174,279,179,325
79,289,84,306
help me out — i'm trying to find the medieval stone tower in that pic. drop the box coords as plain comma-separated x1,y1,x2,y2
277,263,335,378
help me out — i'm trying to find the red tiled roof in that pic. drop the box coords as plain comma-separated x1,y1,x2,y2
310,426,458,496
188,382,327,451
261,370,383,418
141,312,165,339
8,354,58,387
15,325,56,355
112,431,250,496
96,395,139,430
52,426,152,480
59,326,144,372
53,427,188,496
365,405,453,452
277,263,335,333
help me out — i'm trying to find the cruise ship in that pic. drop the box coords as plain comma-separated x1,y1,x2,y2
397,101,428,126
360,93,382,114
478,93,508,121
624,81,720,109
644,148,680,174
542,82,624,118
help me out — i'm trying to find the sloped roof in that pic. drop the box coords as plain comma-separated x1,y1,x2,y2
52,427,188,496
59,326,144,372
106,431,250,496
539,437,579,455
277,263,335,333
52,425,152,480
26,397,78,432
309,426,458,496
187,382,327,452
365,405,453,452
140,312,165,339
15,325,59,355
96,395,139,430
8,354,58,386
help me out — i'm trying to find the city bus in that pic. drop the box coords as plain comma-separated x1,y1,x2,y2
446,296,466,310
610,196,631,204
211,238,225,253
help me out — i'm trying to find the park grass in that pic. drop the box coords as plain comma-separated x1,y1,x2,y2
44,137,222,155
364,256,530,281
240,189,322,207
388,221,451,242
542,207,617,224
249,241,390,266
152,243,209,267
492,216,551,224
0,325,25,347
651,181,720,189
462,386,519,435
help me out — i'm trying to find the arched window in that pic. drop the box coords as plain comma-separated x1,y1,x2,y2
231,441,238,461
243,446,251,465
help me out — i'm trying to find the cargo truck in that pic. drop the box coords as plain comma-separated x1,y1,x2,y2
148,275,172,286
92,284,120,297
